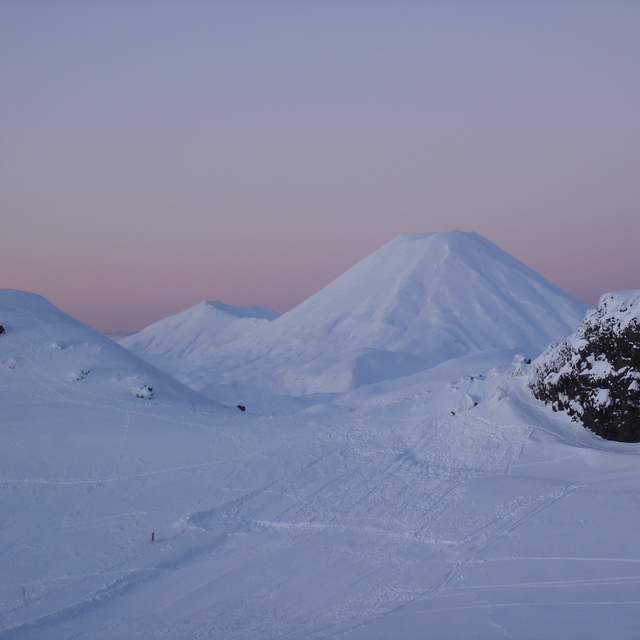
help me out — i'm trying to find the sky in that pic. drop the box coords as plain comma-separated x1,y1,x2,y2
1,0,639,333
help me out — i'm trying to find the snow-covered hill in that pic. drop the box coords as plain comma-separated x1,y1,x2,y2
170,232,586,401
118,300,280,359
0,289,227,410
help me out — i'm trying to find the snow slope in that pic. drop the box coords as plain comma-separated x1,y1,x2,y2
3,320,640,638
0,289,227,410
167,232,586,401
118,300,280,360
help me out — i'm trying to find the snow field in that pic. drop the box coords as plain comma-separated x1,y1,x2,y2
3,373,640,638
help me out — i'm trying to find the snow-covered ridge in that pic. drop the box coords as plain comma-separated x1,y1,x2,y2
117,300,280,359
592,289,640,330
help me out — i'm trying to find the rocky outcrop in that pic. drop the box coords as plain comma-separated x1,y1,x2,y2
528,291,640,442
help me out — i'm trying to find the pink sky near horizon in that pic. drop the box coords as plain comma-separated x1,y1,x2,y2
1,1,639,333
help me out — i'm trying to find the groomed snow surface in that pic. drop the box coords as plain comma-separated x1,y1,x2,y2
2,232,640,639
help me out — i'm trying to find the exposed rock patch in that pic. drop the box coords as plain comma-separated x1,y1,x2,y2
529,291,640,442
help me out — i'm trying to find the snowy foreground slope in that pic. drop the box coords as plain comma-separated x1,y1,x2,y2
3,341,640,638
140,232,587,404
3,255,640,638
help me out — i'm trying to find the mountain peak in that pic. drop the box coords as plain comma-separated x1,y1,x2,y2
200,300,281,321
171,232,587,398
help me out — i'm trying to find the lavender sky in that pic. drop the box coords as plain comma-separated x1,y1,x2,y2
1,1,639,333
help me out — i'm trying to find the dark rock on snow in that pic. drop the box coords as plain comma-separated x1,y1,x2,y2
529,291,640,442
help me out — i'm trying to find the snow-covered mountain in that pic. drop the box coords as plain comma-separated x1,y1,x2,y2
172,231,586,400
118,300,280,359
0,289,226,410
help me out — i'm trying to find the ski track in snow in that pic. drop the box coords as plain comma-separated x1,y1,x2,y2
2,407,596,640
0,380,638,638
4,398,638,639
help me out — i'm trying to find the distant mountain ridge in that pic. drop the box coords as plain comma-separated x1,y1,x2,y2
118,300,281,359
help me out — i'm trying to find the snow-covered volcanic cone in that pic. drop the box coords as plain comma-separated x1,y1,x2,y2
0,289,226,409
174,231,587,399
118,301,280,358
